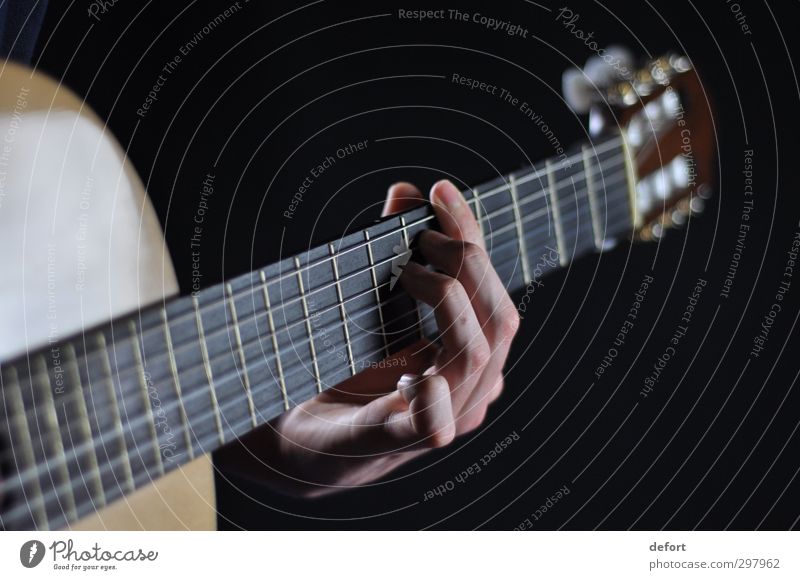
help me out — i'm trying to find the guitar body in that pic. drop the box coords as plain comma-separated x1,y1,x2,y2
0,61,215,529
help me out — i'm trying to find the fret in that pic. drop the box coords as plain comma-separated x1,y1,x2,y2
621,129,640,228
554,159,597,260
546,160,568,267
196,286,254,429
95,333,135,494
128,320,164,476
473,187,485,239
34,354,78,522
593,143,634,241
509,174,532,284
159,309,194,461
75,340,129,504
399,217,425,340
260,270,290,411
294,257,323,394
583,144,604,249
226,283,258,426
60,342,106,511
364,230,390,360
192,295,225,445
3,365,47,529
329,242,357,375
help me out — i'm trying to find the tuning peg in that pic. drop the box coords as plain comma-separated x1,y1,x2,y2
562,67,593,114
584,45,635,85
604,45,635,78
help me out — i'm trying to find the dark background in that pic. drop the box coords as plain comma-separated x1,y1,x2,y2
33,0,800,529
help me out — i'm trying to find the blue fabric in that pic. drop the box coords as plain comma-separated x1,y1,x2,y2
0,0,48,64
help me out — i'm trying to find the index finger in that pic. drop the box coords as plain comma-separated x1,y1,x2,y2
429,180,484,249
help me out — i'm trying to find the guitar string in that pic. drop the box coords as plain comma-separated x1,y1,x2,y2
84,144,624,376
13,152,628,397
0,166,632,469
0,156,631,523
1,165,629,438
2,219,635,529
35,136,624,368
0,197,634,521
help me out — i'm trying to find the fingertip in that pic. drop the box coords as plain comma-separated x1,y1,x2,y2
429,179,463,211
383,182,424,216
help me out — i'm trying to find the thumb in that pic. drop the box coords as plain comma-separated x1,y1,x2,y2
353,374,455,452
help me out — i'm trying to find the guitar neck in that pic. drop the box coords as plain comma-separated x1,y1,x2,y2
0,131,634,530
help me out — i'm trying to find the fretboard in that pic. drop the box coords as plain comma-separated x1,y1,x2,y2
0,132,633,530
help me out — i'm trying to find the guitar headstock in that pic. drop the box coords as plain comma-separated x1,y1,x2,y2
566,52,717,240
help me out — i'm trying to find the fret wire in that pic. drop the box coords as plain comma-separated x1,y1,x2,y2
400,216,425,340
96,333,135,494
5,366,48,528
294,256,323,394
225,283,258,428
160,308,194,460
473,187,485,240
546,160,568,267
128,320,164,476
260,270,289,411
582,145,603,250
508,174,531,283
364,230,390,360
63,342,106,507
192,296,225,445
35,354,78,522
329,243,357,376
620,129,640,228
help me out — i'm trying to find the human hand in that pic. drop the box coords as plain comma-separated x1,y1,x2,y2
220,180,520,498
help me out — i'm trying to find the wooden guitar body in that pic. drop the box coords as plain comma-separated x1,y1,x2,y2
0,60,215,530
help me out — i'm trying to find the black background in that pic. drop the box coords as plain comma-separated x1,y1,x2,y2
34,0,800,529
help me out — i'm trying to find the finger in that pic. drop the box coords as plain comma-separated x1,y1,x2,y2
354,374,455,451
382,182,425,216
318,339,438,402
419,229,519,422
418,229,519,345
401,261,490,412
429,179,484,249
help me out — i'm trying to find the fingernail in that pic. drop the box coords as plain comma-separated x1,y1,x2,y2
397,373,421,403
432,180,463,210
397,373,419,388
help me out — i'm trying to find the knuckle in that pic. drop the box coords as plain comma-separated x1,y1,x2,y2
501,303,521,337
464,338,491,372
490,299,520,341
436,276,462,299
427,423,456,448
459,241,487,265
419,374,449,393
459,406,488,434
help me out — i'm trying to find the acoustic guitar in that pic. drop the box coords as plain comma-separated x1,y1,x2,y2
0,54,714,530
